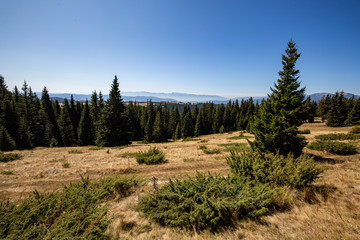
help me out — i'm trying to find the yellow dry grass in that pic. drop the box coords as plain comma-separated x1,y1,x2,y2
1,120,360,239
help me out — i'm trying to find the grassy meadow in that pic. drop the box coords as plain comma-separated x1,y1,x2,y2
1,120,360,239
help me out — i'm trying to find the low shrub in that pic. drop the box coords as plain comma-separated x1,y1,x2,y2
0,152,21,163
139,172,281,232
298,129,311,134
68,149,83,154
227,151,324,189
198,145,221,154
89,146,104,150
135,147,165,165
0,175,141,239
307,141,357,155
140,151,322,232
315,133,360,141
219,143,249,152
1,170,14,175
350,126,360,134
228,133,252,140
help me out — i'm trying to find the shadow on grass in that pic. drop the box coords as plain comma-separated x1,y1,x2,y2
308,153,344,165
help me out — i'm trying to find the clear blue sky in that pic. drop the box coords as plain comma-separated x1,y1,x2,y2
1,0,359,97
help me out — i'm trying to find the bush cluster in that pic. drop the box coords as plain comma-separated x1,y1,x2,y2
315,133,360,141
135,147,165,165
0,175,141,239
307,141,357,155
139,151,323,232
0,152,21,163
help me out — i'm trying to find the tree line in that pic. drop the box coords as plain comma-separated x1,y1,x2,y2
0,75,258,151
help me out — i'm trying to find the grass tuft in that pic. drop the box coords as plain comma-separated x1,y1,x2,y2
88,146,104,150
350,126,360,134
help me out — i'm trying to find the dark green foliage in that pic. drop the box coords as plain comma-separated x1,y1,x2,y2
315,133,360,141
0,175,141,239
58,99,75,146
298,129,311,134
0,152,21,162
0,127,16,151
219,143,249,152
307,141,357,155
227,133,252,140
302,97,317,123
252,40,306,157
181,106,194,139
317,95,331,121
153,110,167,142
78,100,95,146
346,98,360,125
135,147,165,165
41,87,62,146
96,76,132,147
173,123,180,140
227,151,323,189
326,92,347,127
198,145,222,154
139,172,280,232
140,150,323,232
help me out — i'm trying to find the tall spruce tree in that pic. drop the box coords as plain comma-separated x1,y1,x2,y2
326,92,347,127
78,100,94,146
58,99,75,146
96,76,131,146
252,40,306,157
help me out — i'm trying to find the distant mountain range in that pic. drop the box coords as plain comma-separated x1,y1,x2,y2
41,91,359,104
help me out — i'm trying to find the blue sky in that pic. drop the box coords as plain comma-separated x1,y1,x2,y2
1,0,359,97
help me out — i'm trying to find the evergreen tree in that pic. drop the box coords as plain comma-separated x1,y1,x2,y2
252,40,306,157
41,87,62,146
326,92,347,127
58,99,75,146
78,100,94,146
90,91,100,138
317,95,331,121
181,111,194,139
144,100,155,142
153,110,167,142
173,122,180,140
96,76,132,146
168,106,180,138
346,98,360,124
0,126,16,151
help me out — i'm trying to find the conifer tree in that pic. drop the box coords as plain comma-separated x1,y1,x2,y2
58,99,75,146
181,111,194,139
346,98,360,124
0,126,16,151
326,92,347,127
144,100,155,142
153,110,167,142
168,106,180,138
173,122,180,140
96,76,131,146
252,40,306,157
78,100,94,146
317,95,331,121
41,87,62,146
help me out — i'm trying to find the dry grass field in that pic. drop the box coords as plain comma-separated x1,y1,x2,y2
1,121,360,239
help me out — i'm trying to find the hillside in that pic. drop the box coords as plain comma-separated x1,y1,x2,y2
1,122,359,239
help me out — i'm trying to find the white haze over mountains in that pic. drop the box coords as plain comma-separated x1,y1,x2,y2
43,91,359,103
